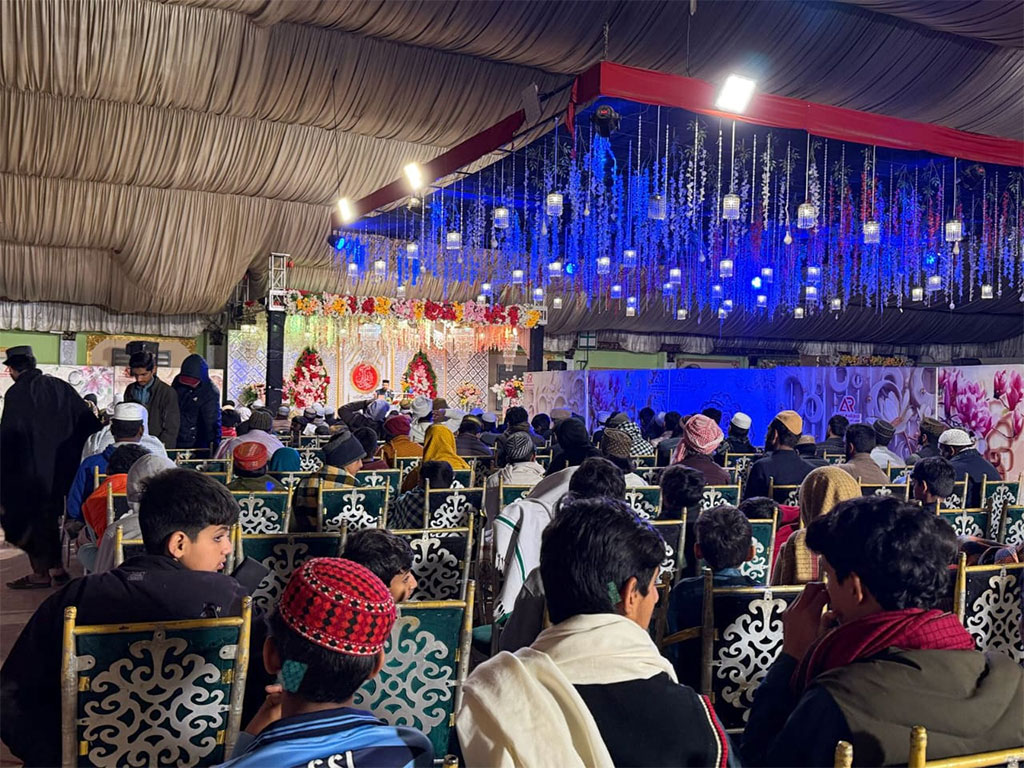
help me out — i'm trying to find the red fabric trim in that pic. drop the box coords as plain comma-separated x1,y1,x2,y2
576,61,1024,167
348,109,526,223
699,694,729,768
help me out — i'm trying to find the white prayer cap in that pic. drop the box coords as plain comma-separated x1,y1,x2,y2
730,412,752,430
938,428,974,447
481,411,498,425
314,404,326,418
252,399,265,409
236,406,252,421
113,402,147,422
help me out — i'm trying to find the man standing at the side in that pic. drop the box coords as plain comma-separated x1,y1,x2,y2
1,346,100,588
123,349,179,449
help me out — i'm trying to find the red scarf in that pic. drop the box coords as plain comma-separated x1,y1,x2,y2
792,608,974,694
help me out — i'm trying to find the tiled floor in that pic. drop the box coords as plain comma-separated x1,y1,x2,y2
1,535,82,767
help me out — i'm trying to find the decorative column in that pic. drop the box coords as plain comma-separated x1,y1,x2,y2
528,325,545,372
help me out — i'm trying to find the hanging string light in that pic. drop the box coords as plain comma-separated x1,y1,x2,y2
783,143,793,244
797,133,817,229
722,121,740,220
546,118,564,216
864,146,880,244
945,157,963,250
494,156,509,229
649,107,667,220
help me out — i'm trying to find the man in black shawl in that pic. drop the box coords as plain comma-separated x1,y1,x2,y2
1,346,100,588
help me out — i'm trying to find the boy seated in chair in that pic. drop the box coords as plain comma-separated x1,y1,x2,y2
227,441,285,492
223,558,433,767
742,496,1024,766
0,470,245,767
666,504,756,686
458,497,733,767
343,527,419,603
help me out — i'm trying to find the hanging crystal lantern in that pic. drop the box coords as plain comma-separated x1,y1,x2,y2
548,261,563,277
347,262,358,276
676,308,688,320
761,267,774,283
981,284,994,300
911,286,924,302
406,242,419,257
793,306,805,319
830,297,842,311
373,259,386,277
626,295,637,317
532,287,545,301
610,284,623,299
712,284,723,298
493,206,510,229
553,297,563,309
648,194,667,221
756,294,768,308
623,249,637,268
597,256,611,275
719,259,734,278
446,231,462,250
944,219,963,242
396,285,406,297
669,267,682,285
804,285,819,300
722,299,734,313
722,193,741,221
806,266,821,283
476,294,486,303
797,202,817,229
926,274,942,292
546,192,564,217
481,282,493,296
663,282,674,293
863,220,880,244
511,269,524,285
718,306,728,320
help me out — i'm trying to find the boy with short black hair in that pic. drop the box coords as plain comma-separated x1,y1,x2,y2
659,464,705,520
910,456,956,512
666,505,756,686
0,470,246,766
390,460,453,530
738,495,779,522
223,558,433,767
343,528,419,603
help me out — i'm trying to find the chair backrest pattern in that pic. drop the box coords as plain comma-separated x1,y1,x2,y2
426,488,483,529
358,470,402,509
451,469,473,489
625,486,662,520
398,527,472,602
500,484,533,507
700,485,741,511
232,492,289,534
963,564,1024,664
939,479,969,511
352,591,472,756
298,447,324,472
741,519,776,586
710,586,802,729
938,509,988,539
321,487,388,532
241,535,344,614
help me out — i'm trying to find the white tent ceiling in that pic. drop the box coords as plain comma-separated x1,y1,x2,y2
1,0,1021,329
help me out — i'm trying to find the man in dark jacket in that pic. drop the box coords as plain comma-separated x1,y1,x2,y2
939,428,1001,508
742,496,1023,766
0,470,248,767
815,414,849,457
494,406,545,466
124,349,180,448
715,412,757,465
172,353,221,451
908,416,946,464
742,411,815,500
0,346,100,588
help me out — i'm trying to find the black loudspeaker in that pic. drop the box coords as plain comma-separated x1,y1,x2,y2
125,340,159,356
547,361,568,371
266,312,285,412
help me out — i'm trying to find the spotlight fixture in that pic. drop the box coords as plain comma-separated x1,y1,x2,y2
337,198,355,224
404,163,425,192
591,104,621,138
676,308,688,320
715,74,757,114
326,232,346,250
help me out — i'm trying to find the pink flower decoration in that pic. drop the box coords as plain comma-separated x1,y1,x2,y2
994,369,1024,411
953,380,993,438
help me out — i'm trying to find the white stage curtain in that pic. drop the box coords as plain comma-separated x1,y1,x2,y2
0,300,211,337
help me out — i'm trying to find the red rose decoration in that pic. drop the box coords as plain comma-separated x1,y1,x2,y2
508,306,520,325
347,296,358,312
286,260,294,268
361,297,376,314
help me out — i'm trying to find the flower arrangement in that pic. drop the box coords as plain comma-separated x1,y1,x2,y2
401,350,438,399
491,376,524,401
454,382,484,410
835,354,910,367
284,347,330,408
239,382,266,407
283,292,543,329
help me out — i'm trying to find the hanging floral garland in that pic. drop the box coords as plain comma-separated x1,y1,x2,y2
285,291,544,329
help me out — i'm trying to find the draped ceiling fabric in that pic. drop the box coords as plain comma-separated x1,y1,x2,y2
1,0,1021,344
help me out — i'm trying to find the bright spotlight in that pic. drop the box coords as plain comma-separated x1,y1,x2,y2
715,74,756,114
404,163,425,191
337,198,355,224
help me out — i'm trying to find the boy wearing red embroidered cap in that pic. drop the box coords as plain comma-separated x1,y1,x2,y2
227,442,284,492
223,558,433,767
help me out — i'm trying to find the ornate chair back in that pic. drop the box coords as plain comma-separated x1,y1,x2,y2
297,446,324,472
320,486,388,532
625,486,662,519
723,453,757,485
768,479,801,507
239,533,345,614
650,517,687,587
982,475,1024,544
887,465,912,483
425,487,483,529
937,500,990,539
823,453,846,465
167,448,198,463
499,483,534,507
938,479,970,512
700,485,741,511
702,580,803,731
104,487,131,530
229,490,291,534
451,468,474,489
60,599,252,768
859,483,910,501
956,560,1024,664
741,518,778,586
392,517,475,602
267,470,313,490
635,453,658,469
352,584,475,758
357,469,402,512
395,456,421,480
